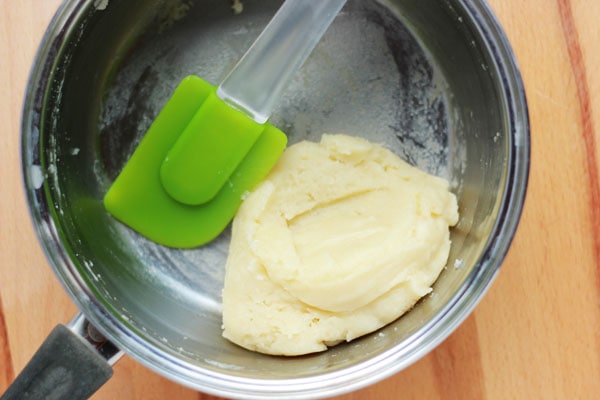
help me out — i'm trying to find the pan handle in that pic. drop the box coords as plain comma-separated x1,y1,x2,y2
1,314,123,400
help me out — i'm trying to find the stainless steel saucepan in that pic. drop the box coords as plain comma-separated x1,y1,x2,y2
3,0,528,399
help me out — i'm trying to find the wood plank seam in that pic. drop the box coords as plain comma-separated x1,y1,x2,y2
556,0,600,285
556,0,600,381
0,291,15,388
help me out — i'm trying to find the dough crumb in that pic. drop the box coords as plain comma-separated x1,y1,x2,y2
93,0,109,10
231,0,244,15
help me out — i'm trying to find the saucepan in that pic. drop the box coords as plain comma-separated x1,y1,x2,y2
4,0,529,398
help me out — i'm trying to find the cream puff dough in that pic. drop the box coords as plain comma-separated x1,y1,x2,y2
222,134,458,355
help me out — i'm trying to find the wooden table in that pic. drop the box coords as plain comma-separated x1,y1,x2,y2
1,1,599,398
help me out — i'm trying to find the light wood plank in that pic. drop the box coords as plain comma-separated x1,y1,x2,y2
1,1,599,399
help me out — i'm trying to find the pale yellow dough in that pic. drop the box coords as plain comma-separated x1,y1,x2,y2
222,134,458,355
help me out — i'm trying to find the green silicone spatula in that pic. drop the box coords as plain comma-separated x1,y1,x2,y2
104,0,347,248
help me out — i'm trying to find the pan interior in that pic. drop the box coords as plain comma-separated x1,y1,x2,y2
32,0,509,382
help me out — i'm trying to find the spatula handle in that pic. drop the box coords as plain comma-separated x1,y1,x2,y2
217,0,348,123
0,325,113,400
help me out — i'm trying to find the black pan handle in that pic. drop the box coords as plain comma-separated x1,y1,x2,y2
1,318,119,400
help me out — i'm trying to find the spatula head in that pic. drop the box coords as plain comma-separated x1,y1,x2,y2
103,75,287,248
160,91,266,206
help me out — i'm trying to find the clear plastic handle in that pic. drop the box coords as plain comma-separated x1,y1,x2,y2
217,0,347,124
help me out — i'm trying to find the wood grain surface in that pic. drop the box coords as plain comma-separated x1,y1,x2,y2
1,0,599,399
